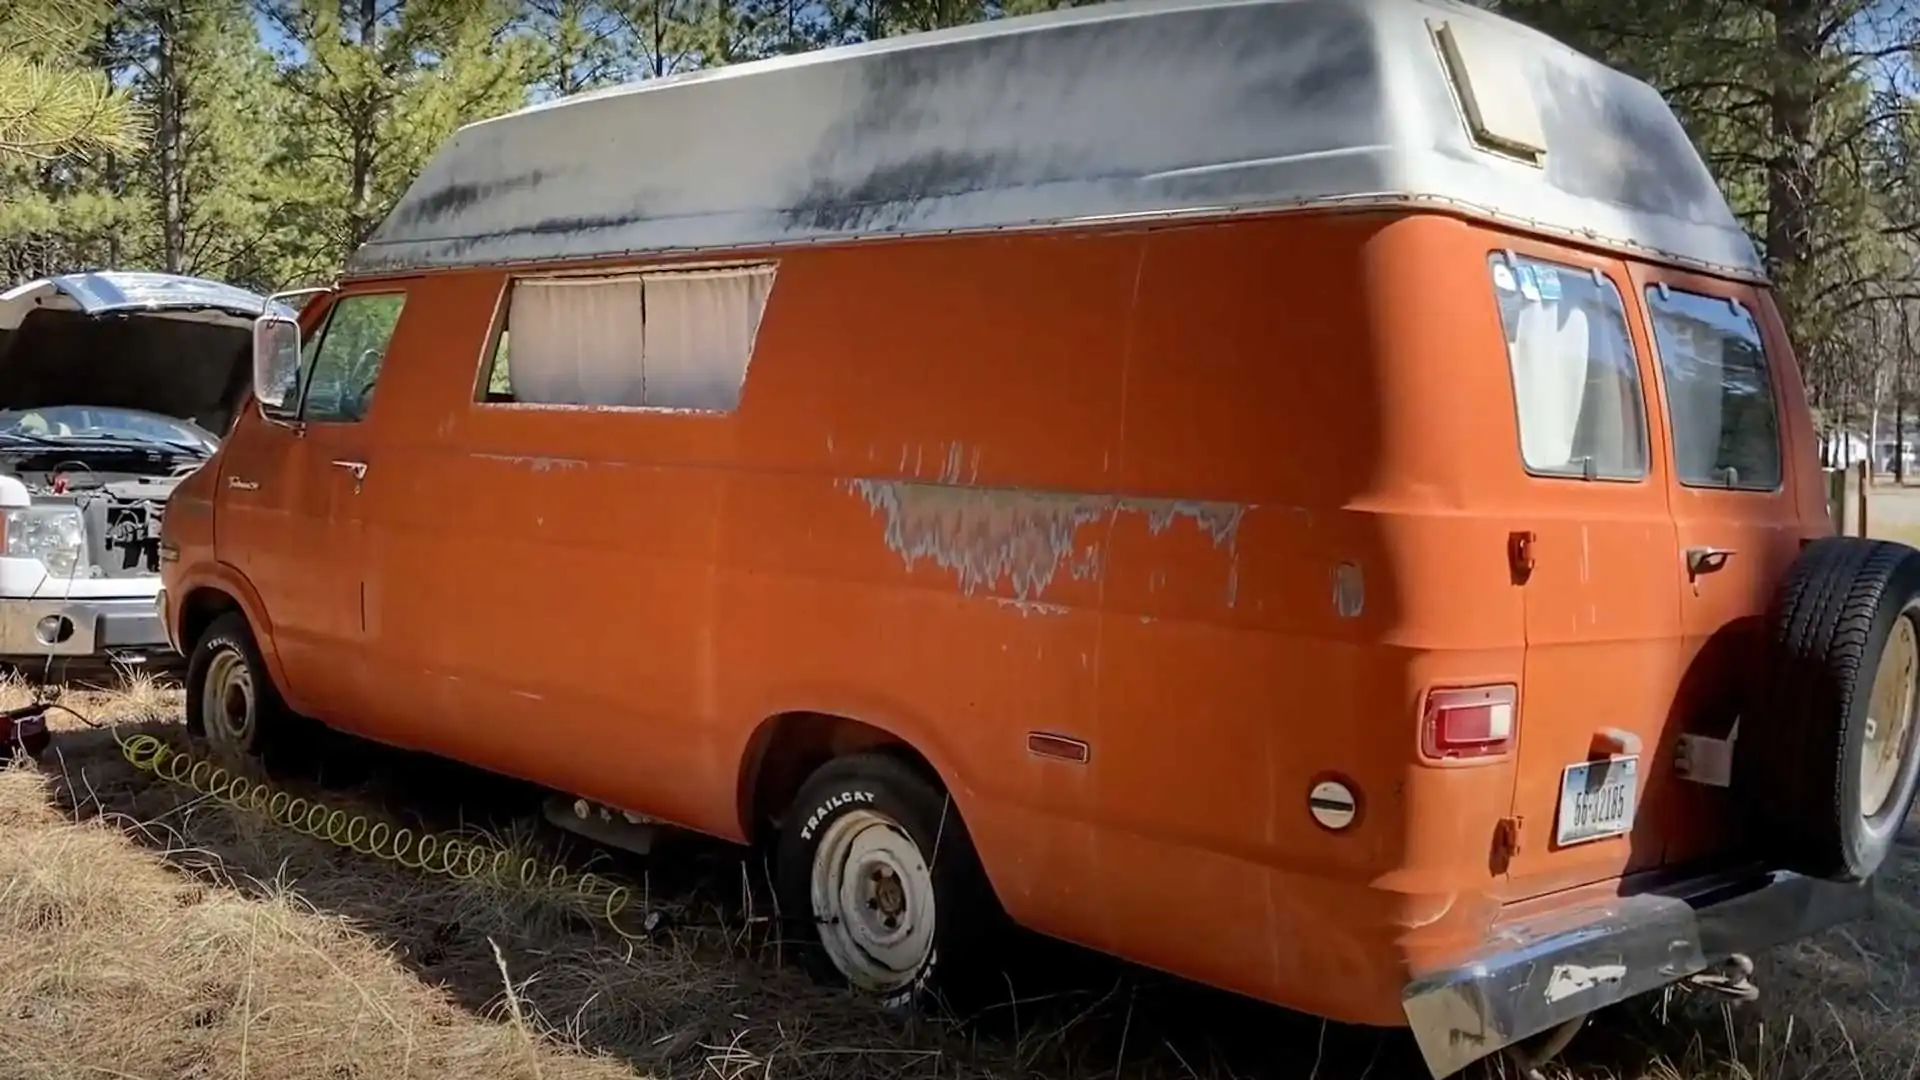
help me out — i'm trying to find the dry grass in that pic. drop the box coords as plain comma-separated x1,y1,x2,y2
3,674,1920,1080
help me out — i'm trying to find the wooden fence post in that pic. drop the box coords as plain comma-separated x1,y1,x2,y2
1858,459,1872,538
1828,463,1871,537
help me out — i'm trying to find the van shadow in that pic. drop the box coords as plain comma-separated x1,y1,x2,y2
38,715,1445,1080
34,711,1808,1080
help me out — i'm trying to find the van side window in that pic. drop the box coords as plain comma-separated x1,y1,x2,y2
478,265,776,412
301,293,406,424
1643,286,1782,491
1487,254,1649,481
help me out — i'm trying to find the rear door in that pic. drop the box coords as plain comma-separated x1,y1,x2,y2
1483,246,1688,897
1630,268,1804,868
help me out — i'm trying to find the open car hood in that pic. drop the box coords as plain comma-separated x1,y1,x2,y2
0,272,294,439
0,272,294,329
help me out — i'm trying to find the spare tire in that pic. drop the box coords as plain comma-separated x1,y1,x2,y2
1740,536,1920,882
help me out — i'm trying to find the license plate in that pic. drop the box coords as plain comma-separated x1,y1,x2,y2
1555,756,1639,847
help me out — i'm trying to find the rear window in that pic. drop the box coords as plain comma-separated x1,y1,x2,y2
1488,253,1649,481
1643,285,1782,491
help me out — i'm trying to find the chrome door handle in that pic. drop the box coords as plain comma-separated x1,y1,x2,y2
1686,546,1735,578
227,477,259,491
330,460,368,481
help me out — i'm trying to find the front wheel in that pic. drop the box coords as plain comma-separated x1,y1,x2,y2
773,753,1000,1009
183,612,312,776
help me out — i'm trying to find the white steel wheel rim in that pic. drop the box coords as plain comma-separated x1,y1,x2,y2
809,808,936,993
203,649,255,746
1862,614,1920,819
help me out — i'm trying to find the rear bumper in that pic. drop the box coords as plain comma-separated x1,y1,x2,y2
1401,869,1872,1077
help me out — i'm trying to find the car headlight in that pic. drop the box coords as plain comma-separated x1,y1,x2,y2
4,505,86,577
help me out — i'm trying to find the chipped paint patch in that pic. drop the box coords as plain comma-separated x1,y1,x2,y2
1544,962,1626,1004
844,480,1109,600
1121,497,1248,606
993,597,1071,618
1123,498,1247,546
1332,562,1364,618
473,452,590,472
842,479,1251,604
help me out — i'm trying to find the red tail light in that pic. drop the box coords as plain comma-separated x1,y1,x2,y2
1422,684,1518,760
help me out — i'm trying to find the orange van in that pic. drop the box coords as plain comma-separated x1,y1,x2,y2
155,0,1920,1075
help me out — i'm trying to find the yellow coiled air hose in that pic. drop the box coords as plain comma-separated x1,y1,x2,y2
109,726,651,940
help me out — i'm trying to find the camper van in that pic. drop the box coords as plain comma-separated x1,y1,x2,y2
155,0,1920,1074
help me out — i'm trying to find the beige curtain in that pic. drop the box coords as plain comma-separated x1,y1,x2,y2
1508,300,1592,471
502,266,773,411
506,277,647,407
640,266,776,411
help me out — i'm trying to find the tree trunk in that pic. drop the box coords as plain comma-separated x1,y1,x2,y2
1765,0,1819,333
1870,392,1883,475
155,5,185,273
1896,393,1906,484
344,0,382,256
1902,312,1916,484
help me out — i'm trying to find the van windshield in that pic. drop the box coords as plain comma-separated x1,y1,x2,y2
1487,254,1649,481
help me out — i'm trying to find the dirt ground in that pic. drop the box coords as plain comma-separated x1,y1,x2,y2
3,674,1919,1080
1868,484,1920,551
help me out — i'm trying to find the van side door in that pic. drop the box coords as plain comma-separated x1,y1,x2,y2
215,291,405,723
1630,269,1807,867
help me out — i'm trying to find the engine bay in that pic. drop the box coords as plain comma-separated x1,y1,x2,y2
4,448,200,578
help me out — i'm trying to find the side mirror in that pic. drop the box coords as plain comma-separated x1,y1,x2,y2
252,315,302,412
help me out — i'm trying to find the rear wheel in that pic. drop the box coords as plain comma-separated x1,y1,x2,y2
1741,537,1920,882
773,753,1000,1009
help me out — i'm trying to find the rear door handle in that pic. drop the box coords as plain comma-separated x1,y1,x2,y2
1686,546,1735,578
330,460,368,481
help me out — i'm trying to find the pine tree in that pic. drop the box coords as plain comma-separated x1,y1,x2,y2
0,1,142,165
112,0,284,284
261,0,537,276
525,0,631,99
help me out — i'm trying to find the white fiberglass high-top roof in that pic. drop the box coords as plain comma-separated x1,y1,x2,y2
347,0,1764,282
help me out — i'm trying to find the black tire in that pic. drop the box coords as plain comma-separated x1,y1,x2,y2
773,753,1001,1010
183,612,306,774
1740,536,1920,882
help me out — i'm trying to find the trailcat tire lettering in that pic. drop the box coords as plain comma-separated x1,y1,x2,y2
184,611,309,775
773,753,999,1010
1741,536,1920,882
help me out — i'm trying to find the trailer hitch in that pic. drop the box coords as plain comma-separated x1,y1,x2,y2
1684,953,1758,1002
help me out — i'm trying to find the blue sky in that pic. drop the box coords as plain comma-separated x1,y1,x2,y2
253,11,302,65
242,5,1914,96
